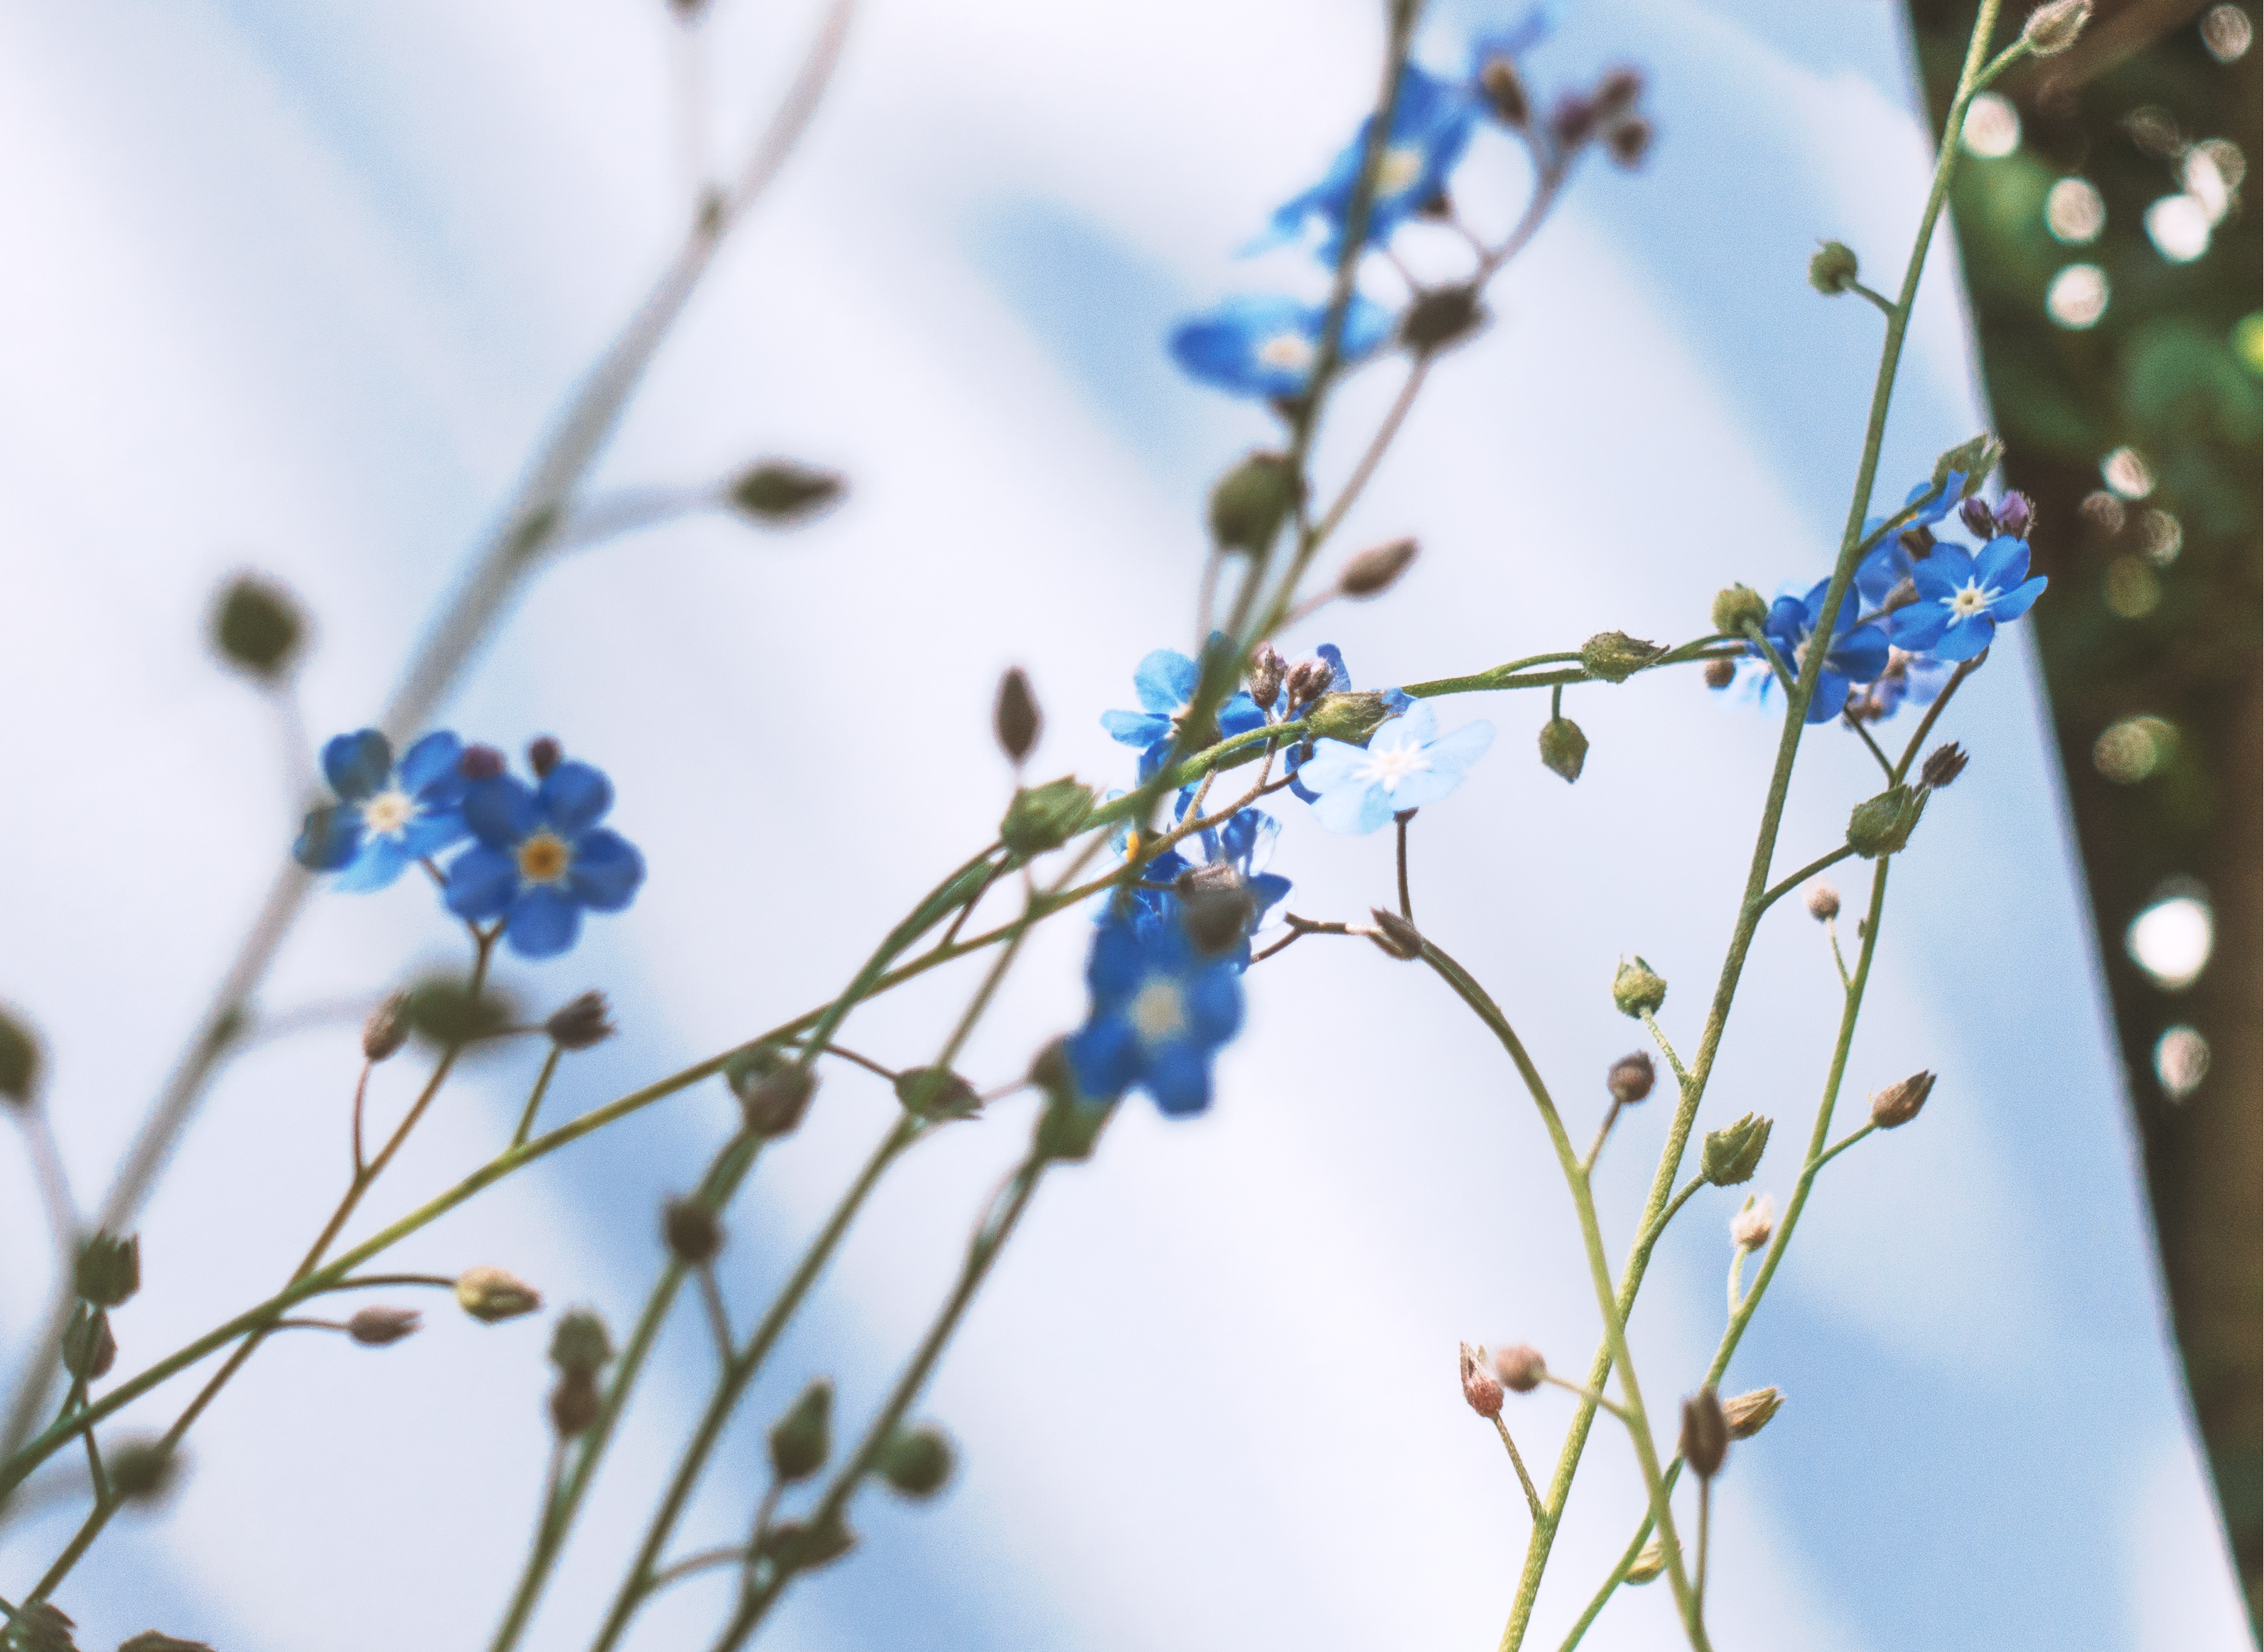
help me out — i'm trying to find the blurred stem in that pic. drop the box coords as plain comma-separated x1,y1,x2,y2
1494,1416,1546,1521
512,1047,564,1148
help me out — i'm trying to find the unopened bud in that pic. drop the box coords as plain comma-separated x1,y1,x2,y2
1700,1113,1772,1186
769,1378,834,1483
895,1066,983,1121
1804,882,1841,922
1919,742,1970,789
545,990,615,1051
1899,524,1936,558
1625,1539,1667,1584
455,1265,543,1324
1492,1344,1546,1394
361,990,411,1062
1995,491,2034,538
1403,285,1485,352
1176,865,1257,956
11,1603,77,1652
2022,0,2091,53
756,1512,857,1573
75,1231,141,1308
994,668,1041,762
1460,1341,1504,1418
550,1371,601,1437
459,744,507,782
1595,65,1644,117
877,1424,955,1497
729,458,845,523
1808,240,1860,296
527,736,563,778
1679,1388,1730,1479
1340,536,1421,596
107,1437,182,1503
1246,644,1287,711
1550,92,1596,146
1711,583,1769,637
1480,57,1529,126
663,1197,726,1265
121,1635,215,1652
1208,450,1300,554
1869,1069,1935,1129
347,1305,422,1347
1723,1386,1784,1440
1605,117,1653,168
1703,658,1737,689
0,1007,38,1108
1729,1192,1776,1251
1846,784,1927,858
212,573,306,681
726,1044,820,1138
1607,1051,1656,1105
1284,657,1336,711
405,977,516,1047
1934,433,2002,495
1367,908,1424,961
1303,689,1396,745
1612,957,1667,1019
1958,496,1997,539
1580,630,1663,684
549,1309,615,1378
1538,716,1588,783
63,1304,116,1381
1000,776,1096,858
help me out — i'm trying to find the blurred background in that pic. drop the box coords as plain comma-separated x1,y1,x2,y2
0,1,2253,1649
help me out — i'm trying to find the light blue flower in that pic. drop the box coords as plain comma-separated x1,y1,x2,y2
1257,65,1482,259
1101,641,1269,781
1065,908,1245,1117
1169,295,1395,401
1888,536,2047,661
443,760,645,959
1757,579,1891,724
293,730,470,892
1271,644,1413,800
1293,699,1494,833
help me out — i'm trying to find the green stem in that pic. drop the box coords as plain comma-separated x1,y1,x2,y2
513,1047,564,1148
1891,655,1983,783
1494,1416,1546,1521
1757,844,1857,915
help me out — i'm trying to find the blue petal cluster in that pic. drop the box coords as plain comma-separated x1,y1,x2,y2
1258,65,1483,259
1170,296,1394,401
1066,908,1245,1117
1101,642,1267,781
1294,699,1495,832
294,730,469,891
1758,581,1890,725
1887,537,2047,661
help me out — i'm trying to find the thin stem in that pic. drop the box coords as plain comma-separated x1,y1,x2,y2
1813,1120,1877,1172
1395,809,1416,922
1845,712,1896,780
1580,1100,1623,1177
1494,1416,1546,1522
1541,1373,1633,1426
512,1047,564,1149
647,1544,746,1595
1639,1013,1691,1094
1757,844,1857,915
1849,280,1897,316
1693,1480,1713,1636
1828,919,1852,990
14,1110,77,1270
1892,655,1982,782
350,1059,372,1179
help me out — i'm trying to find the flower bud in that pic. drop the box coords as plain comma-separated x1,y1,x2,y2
63,1304,115,1381
1958,496,1998,539
1367,908,1424,961
1701,1113,1772,1186
1612,958,1666,1019
1550,92,1596,146
549,1309,615,1378
729,459,845,524
107,1437,182,1503
1479,58,1529,126
1000,776,1096,857
769,1378,834,1483
1703,658,1737,689
663,1197,726,1265
1207,450,1300,554
211,573,306,682
1625,1539,1667,1584
994,668,1042,763
11,1603,77,1652
1808,240,1861,295
1933,433,2002,495
1729,1192,1776,1251
1538,716,1588,783
1402,287,1484,353
1898,524,1936,558
2022,0,2091,53
877,1424,955,1497
1846,784,1927,858
1246,644,1287,712
726,1044,820,1139
1460,1341,1505,1418
1919,742,1970,789
1594,65,1645,117
1340,536,1421,597
1176,865,1258,956
1723,1386,1784,1440
1804,882,1840,922
1492,1344,1546,1394
455,1265,543,1324
1285,657,1337,712
361,990,411,1063
1607,1051,1656,1105
527,736,563,778
1579,630,1663,684
1680,1388,1730,1479
121,1634,215,1652
0,1009,41,1110
405,977,517,1048
545,990,615,1051
550,1371,601,1437
75,1231,141,1308
1995,491,2035,538
347,1305,422,1347
895,1066,983,1121
1605,117,1653,168
1710,583,1769,637
1030,1037,1114,1162
756,1511,857,1572
1869,1069,1935,1129
459,743,506,781
1305,689,1398,746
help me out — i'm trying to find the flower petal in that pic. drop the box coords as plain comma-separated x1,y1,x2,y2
539,762,613,835
333,835,415,894
1933,614,1997,662
464,776,539,848
1101,710,1171,748
400,809,469,859
1185,967,1244,1046
1804,669,1850,723
1830,625,1891,684
1218,694,1267,740
397,731,465,796
505,886,583,959
1289,738,1368,794
1974,534,2030,590
1315,643,1353,694
1067,1018,1141,1103
1889,603,1952,650
1312,781,1394,835
321,731,392,803
1389,720,1495,810
568,829,645,912
1991,573,2048,621
444,846,519,920
1133,649,1199,715
1143,1044,1214,1117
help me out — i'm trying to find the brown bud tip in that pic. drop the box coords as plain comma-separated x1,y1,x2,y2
460,744,507,782
212,573,306,682
1680,1388,1730,1479
1367,908,1424,961
1703,658,1737,689
1958,496,1997,539
1607,1051,1656,1105
1919,741,1970,789
550,1371,602,1437
347,1305,423,1347
455,1265,543,1324
1804,882,1841,922
1594,65,1645,117
1492,1344,1547,1394
2022,0,2091,53
1995,491,2034,538
1460,1341,1506,1418
726,1045,820,1138
1605,116,1654,168
994,667,1042,763
1176,864,1257,956
1551,92,1596,146
1480,57,1529,125
1723,1386,1784,1440
362,990,411,1062
527,736,563,778
1403,286,1485,352
545,990,616,1051
1869,1069,1935,1129
13,1605,77,1651
1340,536,1420,597
1898,524,1936,558
1284,656,1336,711
549,1308,615,1377
1246,643,1288,712
663,1197,726,1265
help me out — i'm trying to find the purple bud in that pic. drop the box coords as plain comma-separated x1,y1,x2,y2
1995,491,2035,538
1958,496,1998,539
460,745,506,781
528,736,563,777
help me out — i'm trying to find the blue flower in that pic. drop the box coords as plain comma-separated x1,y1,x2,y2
1268,644,1413,800
1467,9,1551,77
443,760,646,959
1065,908,1245,1117
1170,295,1395,401
294,730,470,891
1850,647,1956,720
1855,472,1969,606
1887,536,2047,661
1106,797,1292,968
1257,65,1482,259
1292,699,1494,833
1757,579,1891,724
1101,642,1269,781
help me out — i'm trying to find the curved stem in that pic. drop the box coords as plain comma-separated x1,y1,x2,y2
512,1048,564,1149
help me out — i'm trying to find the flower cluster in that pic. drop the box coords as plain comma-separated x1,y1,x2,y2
295,733,645,960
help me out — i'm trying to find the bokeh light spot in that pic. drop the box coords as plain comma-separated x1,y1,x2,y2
2201,3,2253,60
2128,891,2214,991
1961,92,2021,158
2138,508,2184,563
2093,715,2178,782
2155,1026,2211,1099
2101,446,2155,498
2145,193,2211,261
2045,176,2106,243
2047,263,2109,328
2104,556,2162,617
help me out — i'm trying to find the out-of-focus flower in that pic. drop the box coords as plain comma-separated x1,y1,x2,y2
1889,537,2048,661
1101,642,1268,782
294,730,470,891
1256,65,1482,258
1757,581,1890,724
1293,700,1494,833
1170,296,1394,400
445,759,645,959
1065,909,1245,1117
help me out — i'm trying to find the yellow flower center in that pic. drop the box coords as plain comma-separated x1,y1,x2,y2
360,789,415,838
1375,143,1425,199
1948,581,1994,618
517,831,572,885
1256,332,1316,372
1130,979,1187,1045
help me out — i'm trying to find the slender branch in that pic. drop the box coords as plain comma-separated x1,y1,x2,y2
1494,1417,1546,1521
1395,810,1416,922
512,1047,564,1150
1757,844,1856,916
1892,655,1983,782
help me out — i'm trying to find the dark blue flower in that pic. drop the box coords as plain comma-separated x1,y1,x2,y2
1256,65,1482,259
1887,536,2047,661
1101,642,1268,781
1065,908,1245,1118
1170,295,1395,400
1850,647,1956,720
443,760,646,959
1855,471,1969,607
1106,794,1292,966
294,730,470,892
1757,580,1891,724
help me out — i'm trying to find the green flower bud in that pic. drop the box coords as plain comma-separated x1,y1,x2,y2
455,1265,544,1324
211,573,306,681
726,1044,819,1138
1304,691,1397,746
63,1304,115,1381
662,1198,726,1265
1579,630,1664,684
549,1309,615,1378
0,1006,40,1110
120,1634,215,1652
107,1437,182,1503
405,978,517,1048
895,1065,983,1121
1846,784,1928,858
1710,583,1769,637
1807,240,1860,295
1538,716,1588,783
877,1424,955,1497
75,1231,141,1308
550,1371,601,1437
1700,1112,1773,1186
1723,1386,1784,1440
756,1511,857,1572
1207,450,1300,554
1030,1039,1114,1163
1001,777,1095,858
2022,0,2091,54
768,1378,834,1484
11,1603,77,1652
1931,433,2002,496
1625,1538,1667,1584
1612,957,1667,1019
1401,286,1485,353
728,459,844,524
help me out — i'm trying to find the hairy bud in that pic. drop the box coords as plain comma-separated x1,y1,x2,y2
770,1379,834,1484
1612,957,1667,1019
455,1265,543,1324
1702,1113,1772,1186
545,990,615,1051
1594,65,1644,119
0,1007,38,1108
1460,1341,1505,1418
1729,1192,1776,1251
2022,0,2091,53
1808,240,1861,295
1958,495,1998,539
1995,491,2035,539
212,573,306,682
361,990,411,1063
1869,1069,1935,1129
76,1231,141,1308
1703,658,1737,689
1492,1344,1547,1394
877,1424,956,1497
1804,882,1841,922
527,736,563,778
895,1066,983,1121
1919,742,1970,789
756,1511,857,1574
1580,630,1663,684
1710,583,1769,637
347,1305,422,1347
663,1198,726,1265
549,1309,615,1378
1246,644,1287,713
1340,536,1421,597
63,1304,115,1381
405,977,517,1048
1403,287,1485,353
1607,1051,1656,1105
1000,777,1096,858
1284,657,1337,713
727,1044,821,1139
1723,1386,1784,1440
1367,908,1424,961
1934,433,2002,495
1846,784,1928,858
1680,1388,1730,1480
1538,716,1588,783
1625,1539,1667,1584
994,668,1041,763
1208,450,1300,554
729,459,845,524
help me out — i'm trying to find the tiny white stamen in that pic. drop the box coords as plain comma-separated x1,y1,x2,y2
1948,581,1997,618
1256,332,1315,372
1131,980,1187,1045
360,790,416,838
1355,738,1432,794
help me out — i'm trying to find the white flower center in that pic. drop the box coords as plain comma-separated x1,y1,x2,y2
1130,979,1187,1045
360,789,416,838
1376,144,1425,198
1255,332,1315,372
1948,581,1996,618
1355,740,1432,793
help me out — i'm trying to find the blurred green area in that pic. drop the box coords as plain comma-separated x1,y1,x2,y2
1908,0,2261,1631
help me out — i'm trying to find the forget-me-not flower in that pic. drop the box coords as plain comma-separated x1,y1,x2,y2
1757,579,1891,724
443,759,646,959
1293,699,1494,834
1106,796,1291,968
1101,642,1268,781
1887,536,2047,661
1266,643,1414,800
1065,908,1245,1117
1170,295,1395,401
294,730,470,891
1256,65,1482,259
1851,647,1956,721
1855,471,1970,607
